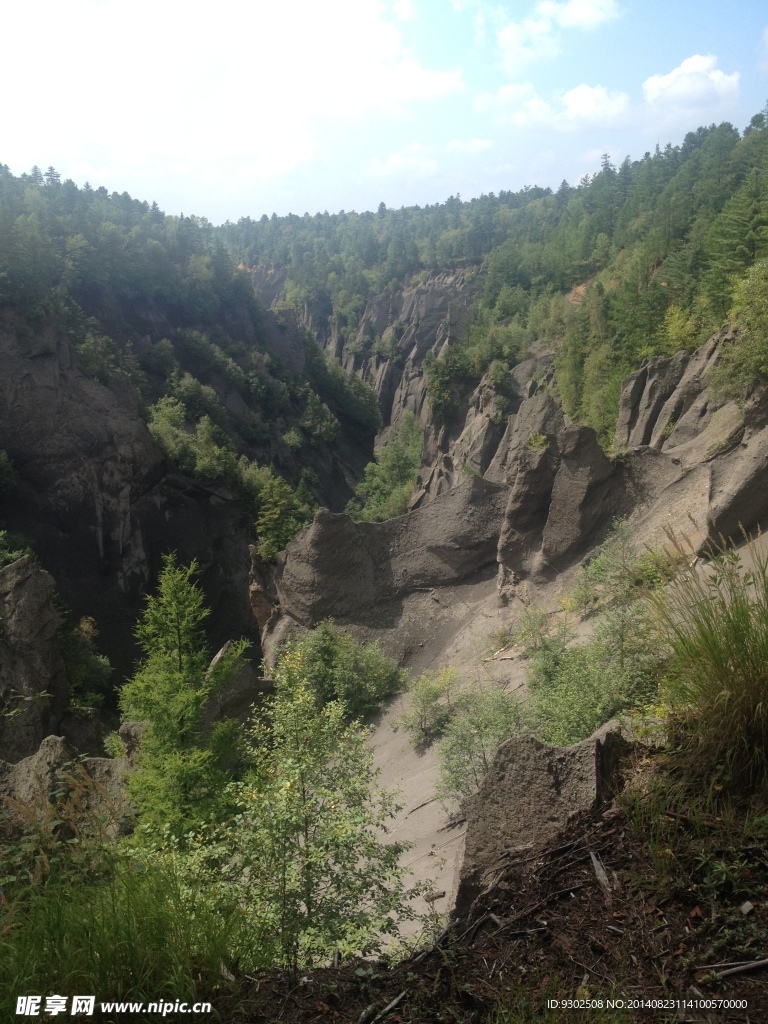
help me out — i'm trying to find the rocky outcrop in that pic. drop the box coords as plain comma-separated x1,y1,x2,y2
201,643,273,739
541,424,616,566
0,314,261,677
256,475,510,663
610,328,768,544
413,358,560,506
0,734,130,834
270,475,509,626
615,350,691,448
0,555,69,763
455,723,628,919
257,330,768,634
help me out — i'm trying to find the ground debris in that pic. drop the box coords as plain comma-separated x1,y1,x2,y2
207,751,768,1023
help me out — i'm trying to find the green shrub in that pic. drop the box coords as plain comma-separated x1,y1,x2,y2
147,397,238,484
182,683,412,972
171,371,224,423
300,389,339,444
103,731,125,758
436,687,521,800
423,346,474,418
567,519,672,618
0,529,26,568
137,337,178,379
527,603,661,746
254,471,313,561
346,412,423,522
72,329,121,384
399,668,458,745
275,619,406,720
526,431,549,453
59,615,112,709
709,259,768,399
647,535,768,791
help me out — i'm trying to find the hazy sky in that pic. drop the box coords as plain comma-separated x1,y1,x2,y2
3,1,767,223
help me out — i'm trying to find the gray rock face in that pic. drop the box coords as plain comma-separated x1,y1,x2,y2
484,385,564,487
496,447,559,583
615,351,690,448
269,475,510,630
455,723,628,919
0,555,69,763
414,358,560,506
0,734,130,835
201,643,272,739
541,424,615,567
309,270,475,435
0,314,260,677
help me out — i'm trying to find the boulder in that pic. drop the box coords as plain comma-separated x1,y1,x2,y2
455,722,628,919
0,734,130,836
0,555,69,762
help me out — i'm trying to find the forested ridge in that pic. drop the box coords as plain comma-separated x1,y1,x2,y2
221,105,768,438
3,104,768,464
0,163,382,559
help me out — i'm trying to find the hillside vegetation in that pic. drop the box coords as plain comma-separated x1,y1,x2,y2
0,164,381,560
223,105,768,439
4,105,768,1021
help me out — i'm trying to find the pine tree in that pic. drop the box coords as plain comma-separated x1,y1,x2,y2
119,555,249,836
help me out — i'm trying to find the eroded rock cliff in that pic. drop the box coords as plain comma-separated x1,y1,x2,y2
0,313,261,677
0,555,69,762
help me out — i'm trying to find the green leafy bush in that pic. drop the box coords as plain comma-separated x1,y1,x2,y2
710,259,768,399
183,683,412,972
398,668,458,745
147,397,238,483
526,431,549,453
58,615,112,709
567,518,671,618
647,535,768,791
346,412,423,522
424,347,473,419
0,529,26,568
300,389,339,443
275,619,406,720
436,687,521,800
528,604,660,746
254,471,313,561
72,329,121,384
505,524,667,747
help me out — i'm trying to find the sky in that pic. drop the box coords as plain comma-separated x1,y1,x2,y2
2,0,767,224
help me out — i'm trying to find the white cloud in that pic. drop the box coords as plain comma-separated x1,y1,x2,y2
369,138,493,178
497,0,619,75
561,83,630,123
643,54,739,112
0,0,463,214
393,0,417,20
477,80,628,128
369,144,439,178
543,0,620,30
